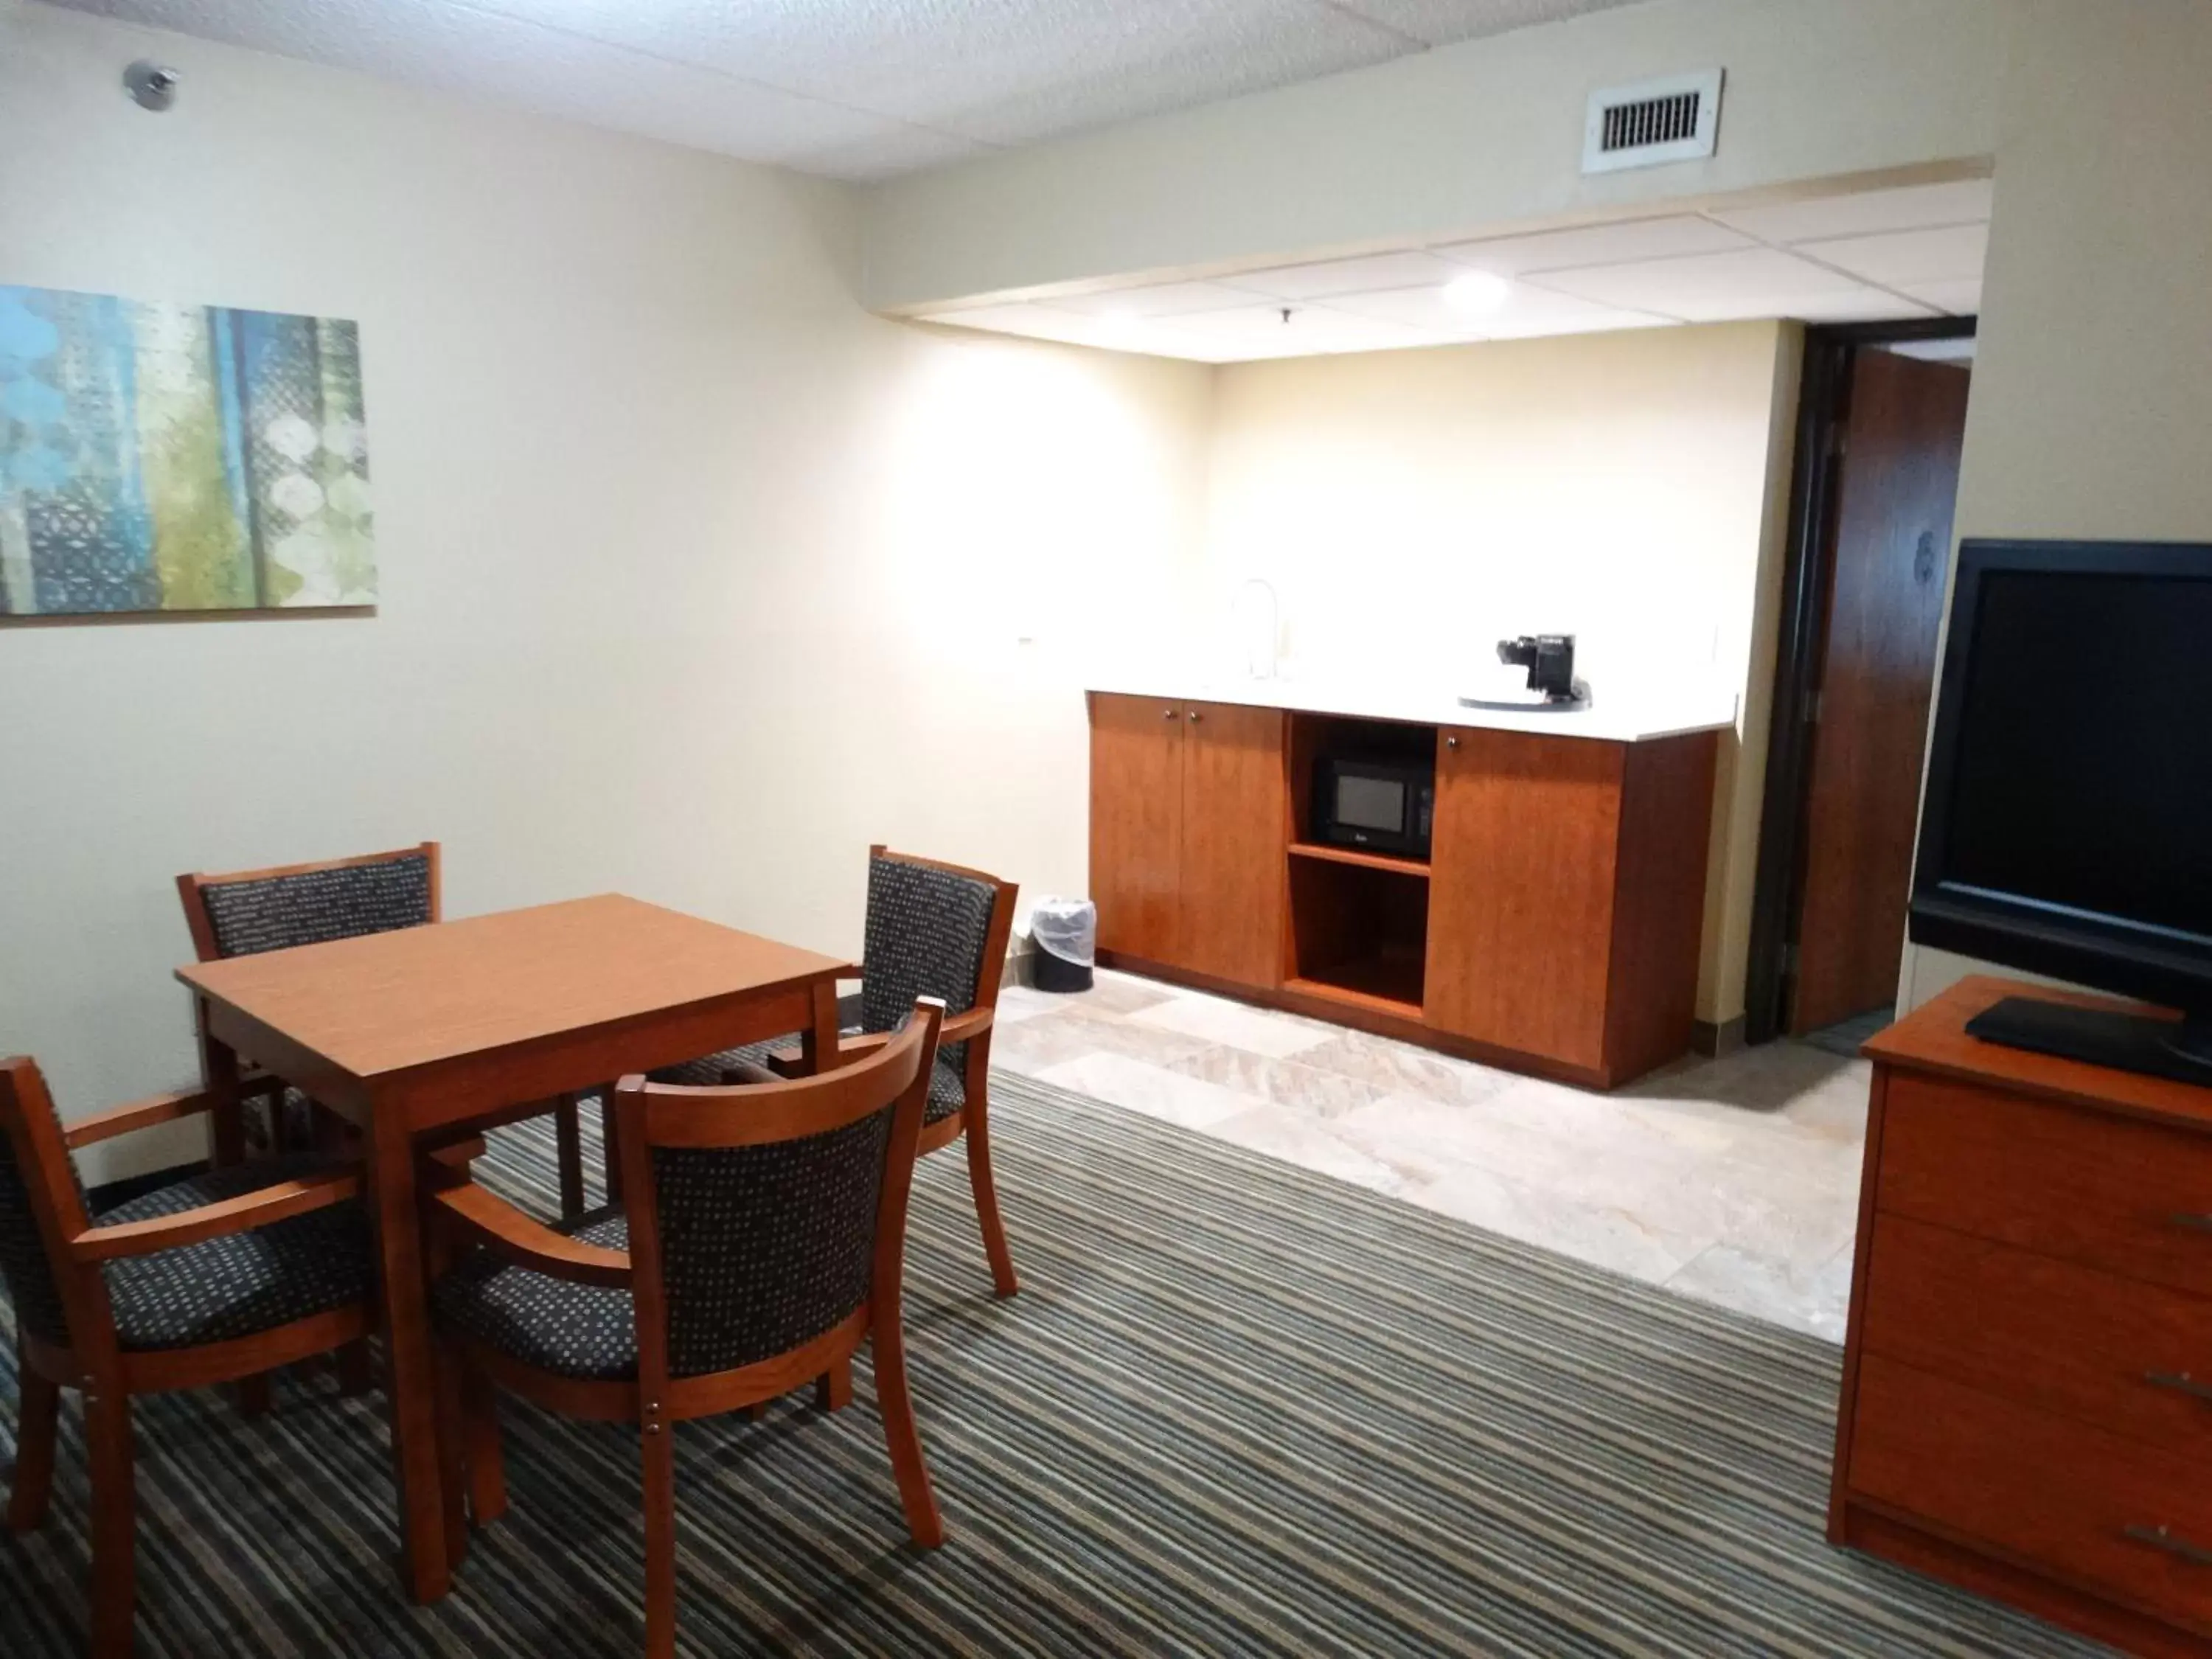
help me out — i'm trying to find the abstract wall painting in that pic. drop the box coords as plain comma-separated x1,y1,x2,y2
0,285,375,616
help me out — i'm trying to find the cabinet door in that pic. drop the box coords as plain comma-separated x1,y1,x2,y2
1089,692,1185,963
1177,702,1287,987
1425,727,1624,1071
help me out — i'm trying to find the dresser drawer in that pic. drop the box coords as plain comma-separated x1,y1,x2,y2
1877,1071,2212,1294
1851,1355,2212,1630
1863,1214,2212,1451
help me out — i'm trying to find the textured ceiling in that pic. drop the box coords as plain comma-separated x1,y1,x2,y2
52,0,1649,179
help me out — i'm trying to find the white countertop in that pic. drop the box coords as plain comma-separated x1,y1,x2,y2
1087,675,1736,744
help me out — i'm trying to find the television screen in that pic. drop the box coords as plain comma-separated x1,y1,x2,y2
1913,540,2212,1012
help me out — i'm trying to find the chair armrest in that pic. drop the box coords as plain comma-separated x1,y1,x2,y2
63,1088,212,1150
762,1029,891,1079
422,1135,487,1191
430,1183,632,1288
69,1166,362,1262
942,1006,994,1044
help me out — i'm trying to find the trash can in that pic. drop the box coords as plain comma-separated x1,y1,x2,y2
1029,897,1096,993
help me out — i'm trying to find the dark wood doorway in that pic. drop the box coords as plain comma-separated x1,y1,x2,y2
1746,320,1975,1046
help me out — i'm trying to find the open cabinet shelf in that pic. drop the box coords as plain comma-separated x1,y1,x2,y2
1287,841,1430,879
1286,852,1429,1018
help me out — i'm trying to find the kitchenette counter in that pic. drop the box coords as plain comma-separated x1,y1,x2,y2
1083,675,1736,744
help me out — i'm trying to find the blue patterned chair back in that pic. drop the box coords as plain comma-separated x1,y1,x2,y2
647,1106,898,1378
858,853,1000,1081
199,848,434,958
0,1062,84,1349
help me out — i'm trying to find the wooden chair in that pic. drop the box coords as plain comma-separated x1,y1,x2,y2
177,841,599,1221
670,846,1021,1296
1,1057,372,1659
428,1000,950,1659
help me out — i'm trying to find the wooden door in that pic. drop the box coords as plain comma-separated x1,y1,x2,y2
1088,692,1184,963
1425,727,1624,1072
1176,701,1287,986
1790,349,1970,1034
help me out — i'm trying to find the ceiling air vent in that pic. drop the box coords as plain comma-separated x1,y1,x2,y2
1582,69,1723,174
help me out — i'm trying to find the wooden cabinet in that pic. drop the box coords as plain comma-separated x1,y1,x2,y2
1087,693,1718,1087
1178,701,1290,986
1834,978,2212,1658
1088,693,1185,963
1424,726,1716,1083
1086,693,1286,987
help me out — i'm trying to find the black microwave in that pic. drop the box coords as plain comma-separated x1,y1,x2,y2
1313,755,1434,859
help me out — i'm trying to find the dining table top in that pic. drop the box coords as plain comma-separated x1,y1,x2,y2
174,892,855,1079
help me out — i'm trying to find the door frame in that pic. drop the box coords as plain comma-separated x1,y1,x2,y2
1743,315,1978,1046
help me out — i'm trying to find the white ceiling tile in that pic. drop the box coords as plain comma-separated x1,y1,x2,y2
1528,248,1873,321
1709,179,1994,244
1323,282,1669,338
1225,251,1468,301
57,0,1660,178
1327,0,1645,47
1435,215,1756,275
1054,281,1267,319
1795,223,1989,287
1776,290,1938,324
1152,302,1435,358
1898,277,1985,316
68,0,924,167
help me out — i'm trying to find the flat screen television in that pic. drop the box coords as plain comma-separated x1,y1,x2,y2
1909,538,2212,1080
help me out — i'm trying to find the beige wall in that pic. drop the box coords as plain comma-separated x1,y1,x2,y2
1197,323,1799,1025
0,4,1214,1180
1902,0,2212,1009
862,0,2002,309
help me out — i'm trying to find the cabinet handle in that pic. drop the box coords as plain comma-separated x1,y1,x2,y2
2124,1523,2212,1567
1189,710,1203,723
2169,1212,2212,1233
1162,707,1178,720
2146,1369,2212,1402
1446,735,1460,750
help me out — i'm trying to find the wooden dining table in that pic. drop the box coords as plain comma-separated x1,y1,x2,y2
174,892,855,1602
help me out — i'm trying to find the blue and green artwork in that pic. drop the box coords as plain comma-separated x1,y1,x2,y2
0,285,374,615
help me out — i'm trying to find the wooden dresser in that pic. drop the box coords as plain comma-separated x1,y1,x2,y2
1834,976,2212,1658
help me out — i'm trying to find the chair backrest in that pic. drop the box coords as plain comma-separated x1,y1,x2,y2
0,1058,99,1354
857,846,1017,1082
177,841,441,962
612,1001,943,1384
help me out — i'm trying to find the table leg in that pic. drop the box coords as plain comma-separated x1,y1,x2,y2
194,1002,246,1169
366,1093,451,1602
801,979,843,1074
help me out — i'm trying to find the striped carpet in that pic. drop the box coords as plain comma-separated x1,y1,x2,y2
2,1072,2105,1658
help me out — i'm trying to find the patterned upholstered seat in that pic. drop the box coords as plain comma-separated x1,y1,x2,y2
99,1155,373,1352
665,852,996,1127
437,1109,894,1382
2,1124,367,1357
2,1054,377,1655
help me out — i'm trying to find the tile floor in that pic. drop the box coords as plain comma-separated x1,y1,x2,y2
992,969,1870,1340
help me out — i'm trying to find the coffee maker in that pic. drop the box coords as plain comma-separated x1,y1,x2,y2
1459,633,1591,712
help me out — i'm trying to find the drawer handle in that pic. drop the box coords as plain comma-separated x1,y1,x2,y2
2124,1524,2212,1567
2146,1369,2212,1402
2169,1212,2212,1233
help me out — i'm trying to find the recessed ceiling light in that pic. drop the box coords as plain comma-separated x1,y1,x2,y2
1442,271,1512,313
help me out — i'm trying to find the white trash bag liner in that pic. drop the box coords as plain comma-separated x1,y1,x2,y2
1031,897,1096,967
